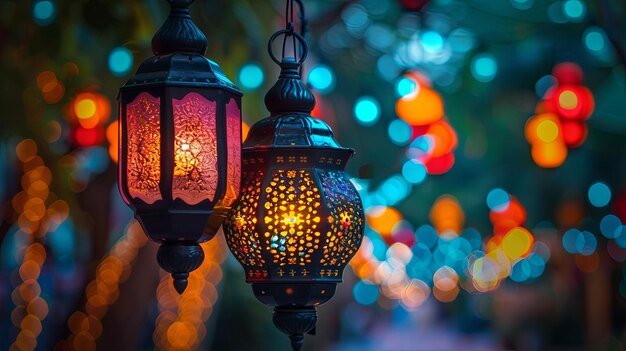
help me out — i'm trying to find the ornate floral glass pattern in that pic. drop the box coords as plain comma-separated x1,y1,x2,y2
225,170,266,267
172,92,218,205
126,92,162,204
263,170,322,266
318,170,364,267
224,98,241,206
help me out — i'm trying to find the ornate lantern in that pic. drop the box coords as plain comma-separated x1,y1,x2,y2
223,10,365,351
118,0,242,294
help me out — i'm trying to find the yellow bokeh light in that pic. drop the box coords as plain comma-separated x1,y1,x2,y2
75,98,97,119
558,90,578,110
536,119,559,143
501,227,534,259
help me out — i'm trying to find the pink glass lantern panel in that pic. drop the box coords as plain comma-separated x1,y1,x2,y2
224,98,242,206
126,92,162,204
172,92,218,205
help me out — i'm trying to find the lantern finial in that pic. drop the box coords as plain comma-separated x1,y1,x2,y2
152,0,207,56
272,307,317,351
156,243,204,294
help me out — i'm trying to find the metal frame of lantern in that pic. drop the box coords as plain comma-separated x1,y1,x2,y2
118,0,242,294
224,11,365,351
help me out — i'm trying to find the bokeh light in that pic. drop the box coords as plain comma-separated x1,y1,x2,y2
588,182,611,207
562,0,586,21
487,188,510,212
395,77,417,98
354,96,380,126
583,27,607,52
32,0,56,26
108,47,133,77
402,160,427,184
600,214,622,239
307,64,335,94
237,62,264,90
388,119,412,146
471,54,498,82
575,231,597,256
353,281,379,305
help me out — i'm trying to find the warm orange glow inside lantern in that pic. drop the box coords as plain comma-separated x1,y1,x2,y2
118,0,242,294
223,26,364,350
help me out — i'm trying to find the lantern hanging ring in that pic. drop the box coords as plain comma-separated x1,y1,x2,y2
268,29,308,66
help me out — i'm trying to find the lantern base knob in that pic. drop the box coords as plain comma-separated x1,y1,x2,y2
156,243,205,294
272,306,317,351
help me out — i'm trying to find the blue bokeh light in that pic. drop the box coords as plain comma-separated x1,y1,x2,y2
600,214,622,239
33,0,56,26
562,229,581,254
575,231,597,256
563,0,586,21
395,77,417,98
421,31,444,53
535,75,556,98
379,175,411,205
588,182,611,207
307,65,335,94
471,54,498,82
402,160,427,184
583,27,606,52
486,188,510,212
510,259,531,282
388,119,412,146
354,96,380,126
528,253,545,278
108,47,133,77
415,225,439,249
237,63,264,90
353,281,379,305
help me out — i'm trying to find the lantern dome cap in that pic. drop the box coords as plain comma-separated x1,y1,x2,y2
247,58,348,150
152,0,207,56
264,58,315,115
121,0,242,96
243,114,350,149
122,54,241,95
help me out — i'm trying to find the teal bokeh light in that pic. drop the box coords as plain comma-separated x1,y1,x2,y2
588,182,611,207
108,47,134,77
388,119,412,146
33,0,56,26
237,62,264,90
307,64,335,94
471,54,498,82
354,96,380,126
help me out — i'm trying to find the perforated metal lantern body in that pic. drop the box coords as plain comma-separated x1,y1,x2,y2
224,59,364,350
118,0,242,294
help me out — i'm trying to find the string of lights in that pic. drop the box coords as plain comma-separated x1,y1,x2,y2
59,221,147,351
9,139,69,351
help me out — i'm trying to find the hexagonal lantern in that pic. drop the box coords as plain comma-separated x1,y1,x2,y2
224,52,365,350
118,0,242,294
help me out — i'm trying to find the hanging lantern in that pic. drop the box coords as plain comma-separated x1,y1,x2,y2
118,0,242,294
223,10,365,351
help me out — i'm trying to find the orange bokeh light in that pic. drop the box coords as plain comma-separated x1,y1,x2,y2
531,140,567,168
395,85,444,126
426,120,458,157
366,206,403,239
429,195,464,235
